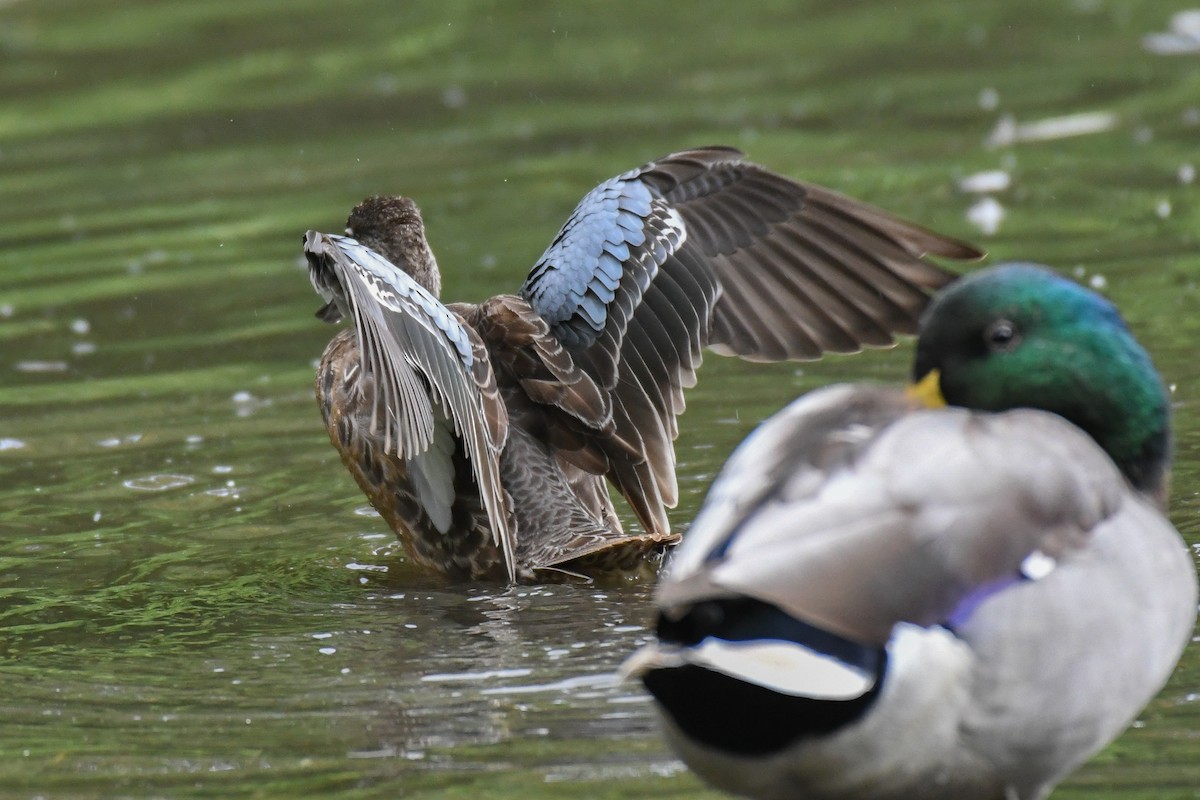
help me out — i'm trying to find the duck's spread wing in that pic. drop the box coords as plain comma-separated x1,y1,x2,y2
658,387,1131,646
304,231,515,579
519,147,981,534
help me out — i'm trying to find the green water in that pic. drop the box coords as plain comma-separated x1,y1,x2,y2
2,1,1198,797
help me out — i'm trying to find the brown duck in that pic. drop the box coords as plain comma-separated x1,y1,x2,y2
303,147,981,583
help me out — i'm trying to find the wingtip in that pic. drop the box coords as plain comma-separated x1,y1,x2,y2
936,238,987,263
303,229,326,255
915,240,987,292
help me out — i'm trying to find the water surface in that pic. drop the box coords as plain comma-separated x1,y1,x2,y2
2,1,1199,797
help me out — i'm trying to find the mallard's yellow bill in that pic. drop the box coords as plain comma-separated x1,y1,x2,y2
907,369,947,408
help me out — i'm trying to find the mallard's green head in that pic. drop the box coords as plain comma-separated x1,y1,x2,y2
912,263,1170,496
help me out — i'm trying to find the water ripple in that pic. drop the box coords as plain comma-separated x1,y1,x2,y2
122,474,196,491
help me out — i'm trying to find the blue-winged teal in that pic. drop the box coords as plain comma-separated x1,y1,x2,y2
303,147,981,582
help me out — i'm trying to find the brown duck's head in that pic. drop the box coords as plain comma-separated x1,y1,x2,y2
346,195,442,297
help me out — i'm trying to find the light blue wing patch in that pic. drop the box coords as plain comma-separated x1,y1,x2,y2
520,172,677,347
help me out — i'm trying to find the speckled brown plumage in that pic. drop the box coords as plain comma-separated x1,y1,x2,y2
318,326,508,580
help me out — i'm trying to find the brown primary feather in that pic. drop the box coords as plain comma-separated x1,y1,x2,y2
535,148,979,538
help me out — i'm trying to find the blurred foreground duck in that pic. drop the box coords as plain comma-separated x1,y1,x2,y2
624,263,1197,799
303,146,980,582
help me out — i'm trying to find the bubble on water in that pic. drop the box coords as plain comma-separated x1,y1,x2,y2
421,667,533,683
441,85,467,109
98,434,142,448
15,360,68,373
966,196,1005,236
231,390,271,417
1143,10,1200,54
123,474,195,491
958,169,1011,194
986,111,1117,148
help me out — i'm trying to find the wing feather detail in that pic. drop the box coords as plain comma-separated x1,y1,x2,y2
304,231,516,580
519,147,981,535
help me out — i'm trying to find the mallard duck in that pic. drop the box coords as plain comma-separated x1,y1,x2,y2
623,263,1198,799
303,146,981,582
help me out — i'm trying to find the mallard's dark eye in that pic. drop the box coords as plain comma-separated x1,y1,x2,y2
984,318,1020,352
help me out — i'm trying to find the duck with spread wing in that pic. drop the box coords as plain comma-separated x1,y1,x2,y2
302,147,980,583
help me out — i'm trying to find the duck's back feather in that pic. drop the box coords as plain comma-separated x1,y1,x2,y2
649,384,1196,799
661,385,1154,644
